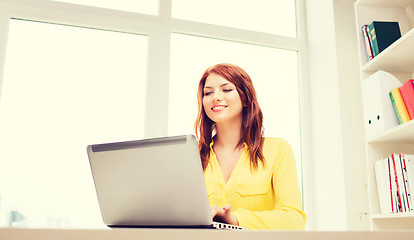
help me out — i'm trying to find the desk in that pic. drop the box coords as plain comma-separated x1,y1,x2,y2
1,228,414,240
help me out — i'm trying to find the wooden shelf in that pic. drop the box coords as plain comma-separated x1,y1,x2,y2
356,0,414,8
368,119,414,143
361,28,414,73
372,212,414,219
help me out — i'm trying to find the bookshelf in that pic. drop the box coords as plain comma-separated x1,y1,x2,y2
355,0,414,231
361,28,414,73
372,212,414,220
367,119,414,143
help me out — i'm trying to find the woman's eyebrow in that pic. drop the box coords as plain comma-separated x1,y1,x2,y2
204,83,230,89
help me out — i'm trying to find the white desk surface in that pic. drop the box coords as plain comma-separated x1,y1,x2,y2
1,228,414,240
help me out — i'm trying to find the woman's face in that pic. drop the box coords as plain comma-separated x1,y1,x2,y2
202,73,243,125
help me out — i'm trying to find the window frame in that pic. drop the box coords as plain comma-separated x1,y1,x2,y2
0,0,311,221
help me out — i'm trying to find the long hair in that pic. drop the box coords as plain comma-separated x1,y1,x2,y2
194,63,264,170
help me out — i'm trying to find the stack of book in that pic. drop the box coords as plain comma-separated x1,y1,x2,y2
389,79,414,124
362,21,401,61
375,153,414,214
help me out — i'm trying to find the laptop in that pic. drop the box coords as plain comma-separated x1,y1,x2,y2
86,134,245,230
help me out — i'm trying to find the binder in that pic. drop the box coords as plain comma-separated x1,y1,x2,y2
362,71,401,138
375,158,393,213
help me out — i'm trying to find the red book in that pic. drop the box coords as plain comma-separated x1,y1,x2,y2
362,25,374,60
392,153,403,212
387,157,394,212
399,79,414,120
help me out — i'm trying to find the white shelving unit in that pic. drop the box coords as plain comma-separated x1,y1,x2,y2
355,0,414,231
361,28,414,73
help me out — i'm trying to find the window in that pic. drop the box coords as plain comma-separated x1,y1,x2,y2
52,0,159,15
0,19,147,228
0,0,306,229
172,0,297,37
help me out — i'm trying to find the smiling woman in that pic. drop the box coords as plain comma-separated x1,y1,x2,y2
168,33,302,192
194,63,306,229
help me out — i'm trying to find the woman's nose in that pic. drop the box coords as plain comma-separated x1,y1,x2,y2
212,91,223,102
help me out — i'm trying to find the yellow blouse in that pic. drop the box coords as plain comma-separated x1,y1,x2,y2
204,137,306,230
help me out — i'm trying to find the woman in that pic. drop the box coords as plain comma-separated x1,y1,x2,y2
194,63,306,230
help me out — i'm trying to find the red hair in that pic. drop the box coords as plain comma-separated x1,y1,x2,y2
194,63,264,170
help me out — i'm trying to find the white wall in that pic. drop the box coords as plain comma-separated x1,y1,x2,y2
332,0,370,230
305,0,369,230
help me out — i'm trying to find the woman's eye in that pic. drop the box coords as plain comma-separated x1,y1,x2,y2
223,89,233,92
204,91,213,96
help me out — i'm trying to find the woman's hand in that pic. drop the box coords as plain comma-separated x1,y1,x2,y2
210,204,239,226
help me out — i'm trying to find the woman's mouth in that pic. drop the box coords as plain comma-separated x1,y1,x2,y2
212,105,227,112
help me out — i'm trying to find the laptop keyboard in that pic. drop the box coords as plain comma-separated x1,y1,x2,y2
212,222,246,230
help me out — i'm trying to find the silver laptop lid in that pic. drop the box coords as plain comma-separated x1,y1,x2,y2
87,135,212,227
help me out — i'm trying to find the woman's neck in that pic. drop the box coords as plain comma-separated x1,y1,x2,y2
214,120,243,150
